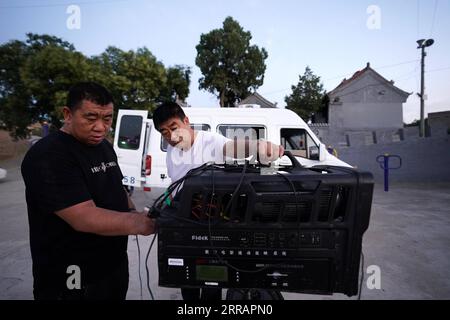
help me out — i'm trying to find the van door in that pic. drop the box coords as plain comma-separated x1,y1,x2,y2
113,109,149,187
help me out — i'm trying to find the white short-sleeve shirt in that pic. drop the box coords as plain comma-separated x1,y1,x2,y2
166,130,230,183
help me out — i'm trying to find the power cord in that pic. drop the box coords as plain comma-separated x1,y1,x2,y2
139,164,218,301
222,160,248,217
144,233,157,300
147,160,287,274
358,251,365,300
135,235,143,300
275,171,300,224
206,161,285,274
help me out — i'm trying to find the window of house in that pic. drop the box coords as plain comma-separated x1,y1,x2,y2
280,128,319,160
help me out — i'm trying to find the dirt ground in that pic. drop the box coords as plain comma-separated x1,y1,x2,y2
0,130,30,162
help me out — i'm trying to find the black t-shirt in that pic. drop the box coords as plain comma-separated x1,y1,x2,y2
21,130,129,291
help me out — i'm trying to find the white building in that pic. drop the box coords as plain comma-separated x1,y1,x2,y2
328,63,410,130
238,92,277,108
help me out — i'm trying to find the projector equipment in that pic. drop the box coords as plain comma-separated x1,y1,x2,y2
156,152,374,296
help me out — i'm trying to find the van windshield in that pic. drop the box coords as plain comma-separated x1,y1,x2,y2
280,128,319,160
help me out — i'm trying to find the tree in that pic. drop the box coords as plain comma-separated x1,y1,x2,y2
21,45,92,127
25,33,75,52
195,16,268,107
0,40,31,138
91,46,166,112
160,65,191,103
285,66,326,122
0,34,88,138
404,119,420,127
1,35,192,138
91,47,190,112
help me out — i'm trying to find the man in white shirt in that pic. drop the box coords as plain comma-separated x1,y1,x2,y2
152,102,284,300
165,129,230,184
154,103,283,180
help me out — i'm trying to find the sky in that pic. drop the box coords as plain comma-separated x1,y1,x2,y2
0,0,449,123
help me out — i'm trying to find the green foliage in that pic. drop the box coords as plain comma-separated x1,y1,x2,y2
161,65,191,103
25,32,75,52
91,46,166,112
404,119,420,127
285,66,325,121
195,16,268,107
90,47,191,113
0,34,191,138
21,45,92,128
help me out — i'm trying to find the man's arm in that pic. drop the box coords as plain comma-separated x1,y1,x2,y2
223,139,284,163
55,200,155,236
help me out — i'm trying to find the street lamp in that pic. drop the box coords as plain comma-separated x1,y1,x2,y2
416,38,434,137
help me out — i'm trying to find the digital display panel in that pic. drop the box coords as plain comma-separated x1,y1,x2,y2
196,265,228,282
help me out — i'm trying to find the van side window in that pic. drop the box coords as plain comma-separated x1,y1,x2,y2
118,115,142,150
280,128,319,160
160,124,211,152
217,125,266,141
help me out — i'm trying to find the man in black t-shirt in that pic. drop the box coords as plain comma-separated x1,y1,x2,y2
21,82,155,300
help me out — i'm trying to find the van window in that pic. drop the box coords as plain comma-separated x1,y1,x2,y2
160,124,211,152
280,128,319,160
118,115,143,150
217,125,266,140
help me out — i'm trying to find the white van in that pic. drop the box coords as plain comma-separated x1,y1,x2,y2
113,107,351,192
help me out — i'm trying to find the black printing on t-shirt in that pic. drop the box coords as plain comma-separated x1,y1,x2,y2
21,130,129,290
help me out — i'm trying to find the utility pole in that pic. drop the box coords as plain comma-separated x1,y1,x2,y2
419,45,425,137
416,39,434,137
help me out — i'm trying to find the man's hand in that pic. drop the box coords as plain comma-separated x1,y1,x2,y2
223,139,284,164
132,212,157,236
258,140,285,165
55,200,157,236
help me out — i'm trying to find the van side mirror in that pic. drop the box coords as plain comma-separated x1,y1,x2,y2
309,146,319,160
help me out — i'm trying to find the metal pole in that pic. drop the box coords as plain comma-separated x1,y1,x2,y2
384,155,389,192
420,46,426,137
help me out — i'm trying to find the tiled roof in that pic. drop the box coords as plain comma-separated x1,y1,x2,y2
329,62,410,97
239,92,277,108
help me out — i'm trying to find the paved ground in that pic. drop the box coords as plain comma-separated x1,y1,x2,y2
1,152,450,300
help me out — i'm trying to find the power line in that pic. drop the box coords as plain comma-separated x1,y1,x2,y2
392,68,419,82
323,59,420,81
393,75,419,84
261,59,420,96
375,59,420,71
417,0,420,38
429,0,439,37
427,66,450,73
0,0,129,9
263,65,447,99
